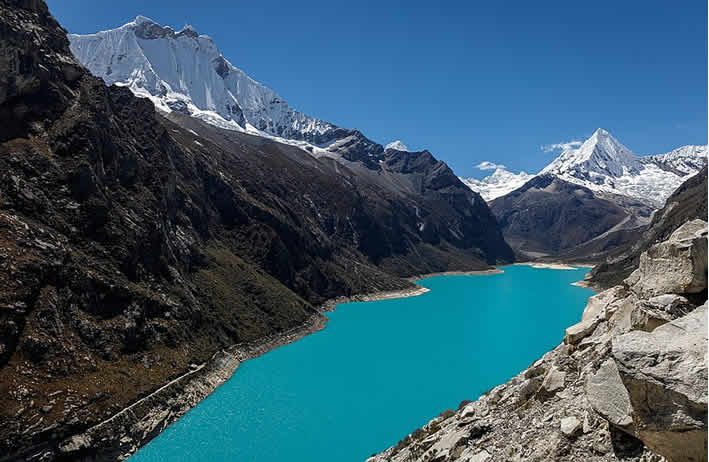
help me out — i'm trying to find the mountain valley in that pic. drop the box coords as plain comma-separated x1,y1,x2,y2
1,1,706,461
0,2,512,460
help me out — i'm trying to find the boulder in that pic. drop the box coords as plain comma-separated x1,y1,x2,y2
567,285,639,345
564,317,600,345
612,303,708,462
538,366,565,399
627,219,707,297
581,286,627,322
517,376,544,403
629,294,693,332
585,359,633,428
565,287,625,345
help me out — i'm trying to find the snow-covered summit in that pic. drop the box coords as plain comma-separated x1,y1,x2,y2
134,15,155,25
462,129,706,207
69,17,343,145
540,129,706,206
645,145,708,176
385,140,409,152
541,128,641,178
461,166,533,201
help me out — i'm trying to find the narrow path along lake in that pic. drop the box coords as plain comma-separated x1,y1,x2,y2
130,265,594,462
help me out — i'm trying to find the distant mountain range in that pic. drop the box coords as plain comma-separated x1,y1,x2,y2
461,129,706,258
68,18,706,211
463,128,707,207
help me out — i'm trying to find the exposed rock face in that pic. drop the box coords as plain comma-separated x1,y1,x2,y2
610,305,708,462
626,220,708,297
369,219,707,462
0,1,513,460
589,168,708,289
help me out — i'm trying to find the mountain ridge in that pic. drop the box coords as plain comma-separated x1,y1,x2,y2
464,128,707,206
69,16,374,157
0,1,513,460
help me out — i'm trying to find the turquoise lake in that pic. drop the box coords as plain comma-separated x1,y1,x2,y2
130,265,593,462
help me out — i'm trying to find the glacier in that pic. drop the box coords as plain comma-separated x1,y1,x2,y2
69,16,346,151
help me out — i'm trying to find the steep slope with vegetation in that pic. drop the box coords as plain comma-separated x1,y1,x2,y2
0,1,512,459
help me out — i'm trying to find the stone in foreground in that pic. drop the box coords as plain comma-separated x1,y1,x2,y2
612,303,708,462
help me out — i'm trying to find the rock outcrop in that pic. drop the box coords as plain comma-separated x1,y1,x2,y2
609,305,707,462
626,219,707,297
369,220,707,462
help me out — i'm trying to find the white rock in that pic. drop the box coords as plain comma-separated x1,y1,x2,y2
469,449,491,462
560,416,582,437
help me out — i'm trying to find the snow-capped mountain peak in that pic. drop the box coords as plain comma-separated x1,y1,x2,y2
69,17,345,147
538,129,706,206
462,129,706,207
134,15,155,25
541,128,641,178
385,140,409,152
646,145,708,176
460,165,533,201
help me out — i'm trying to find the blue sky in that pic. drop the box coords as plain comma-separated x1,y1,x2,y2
47,0,707,178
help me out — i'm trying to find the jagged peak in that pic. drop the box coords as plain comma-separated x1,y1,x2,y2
592,127,610,138
134,15,156,25
385,140,409,152
579,128,628,154
542,128,639,178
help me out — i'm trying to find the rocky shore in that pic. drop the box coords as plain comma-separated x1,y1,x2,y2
406,269,504,281
16,281,438,462
368,219,708,462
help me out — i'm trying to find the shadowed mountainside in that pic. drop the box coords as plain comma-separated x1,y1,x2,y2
489,175,650,258
0,1,512,459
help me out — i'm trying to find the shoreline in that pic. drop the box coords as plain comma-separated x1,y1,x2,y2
51,264,586,460
406,268,504,282
571,279,595,289
319,284,431,312
513,262,578,270
510,261,598,292
52,282,434,461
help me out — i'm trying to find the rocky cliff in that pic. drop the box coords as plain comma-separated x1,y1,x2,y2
588,168,708,289
0,1,513,460
369,219,707,462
